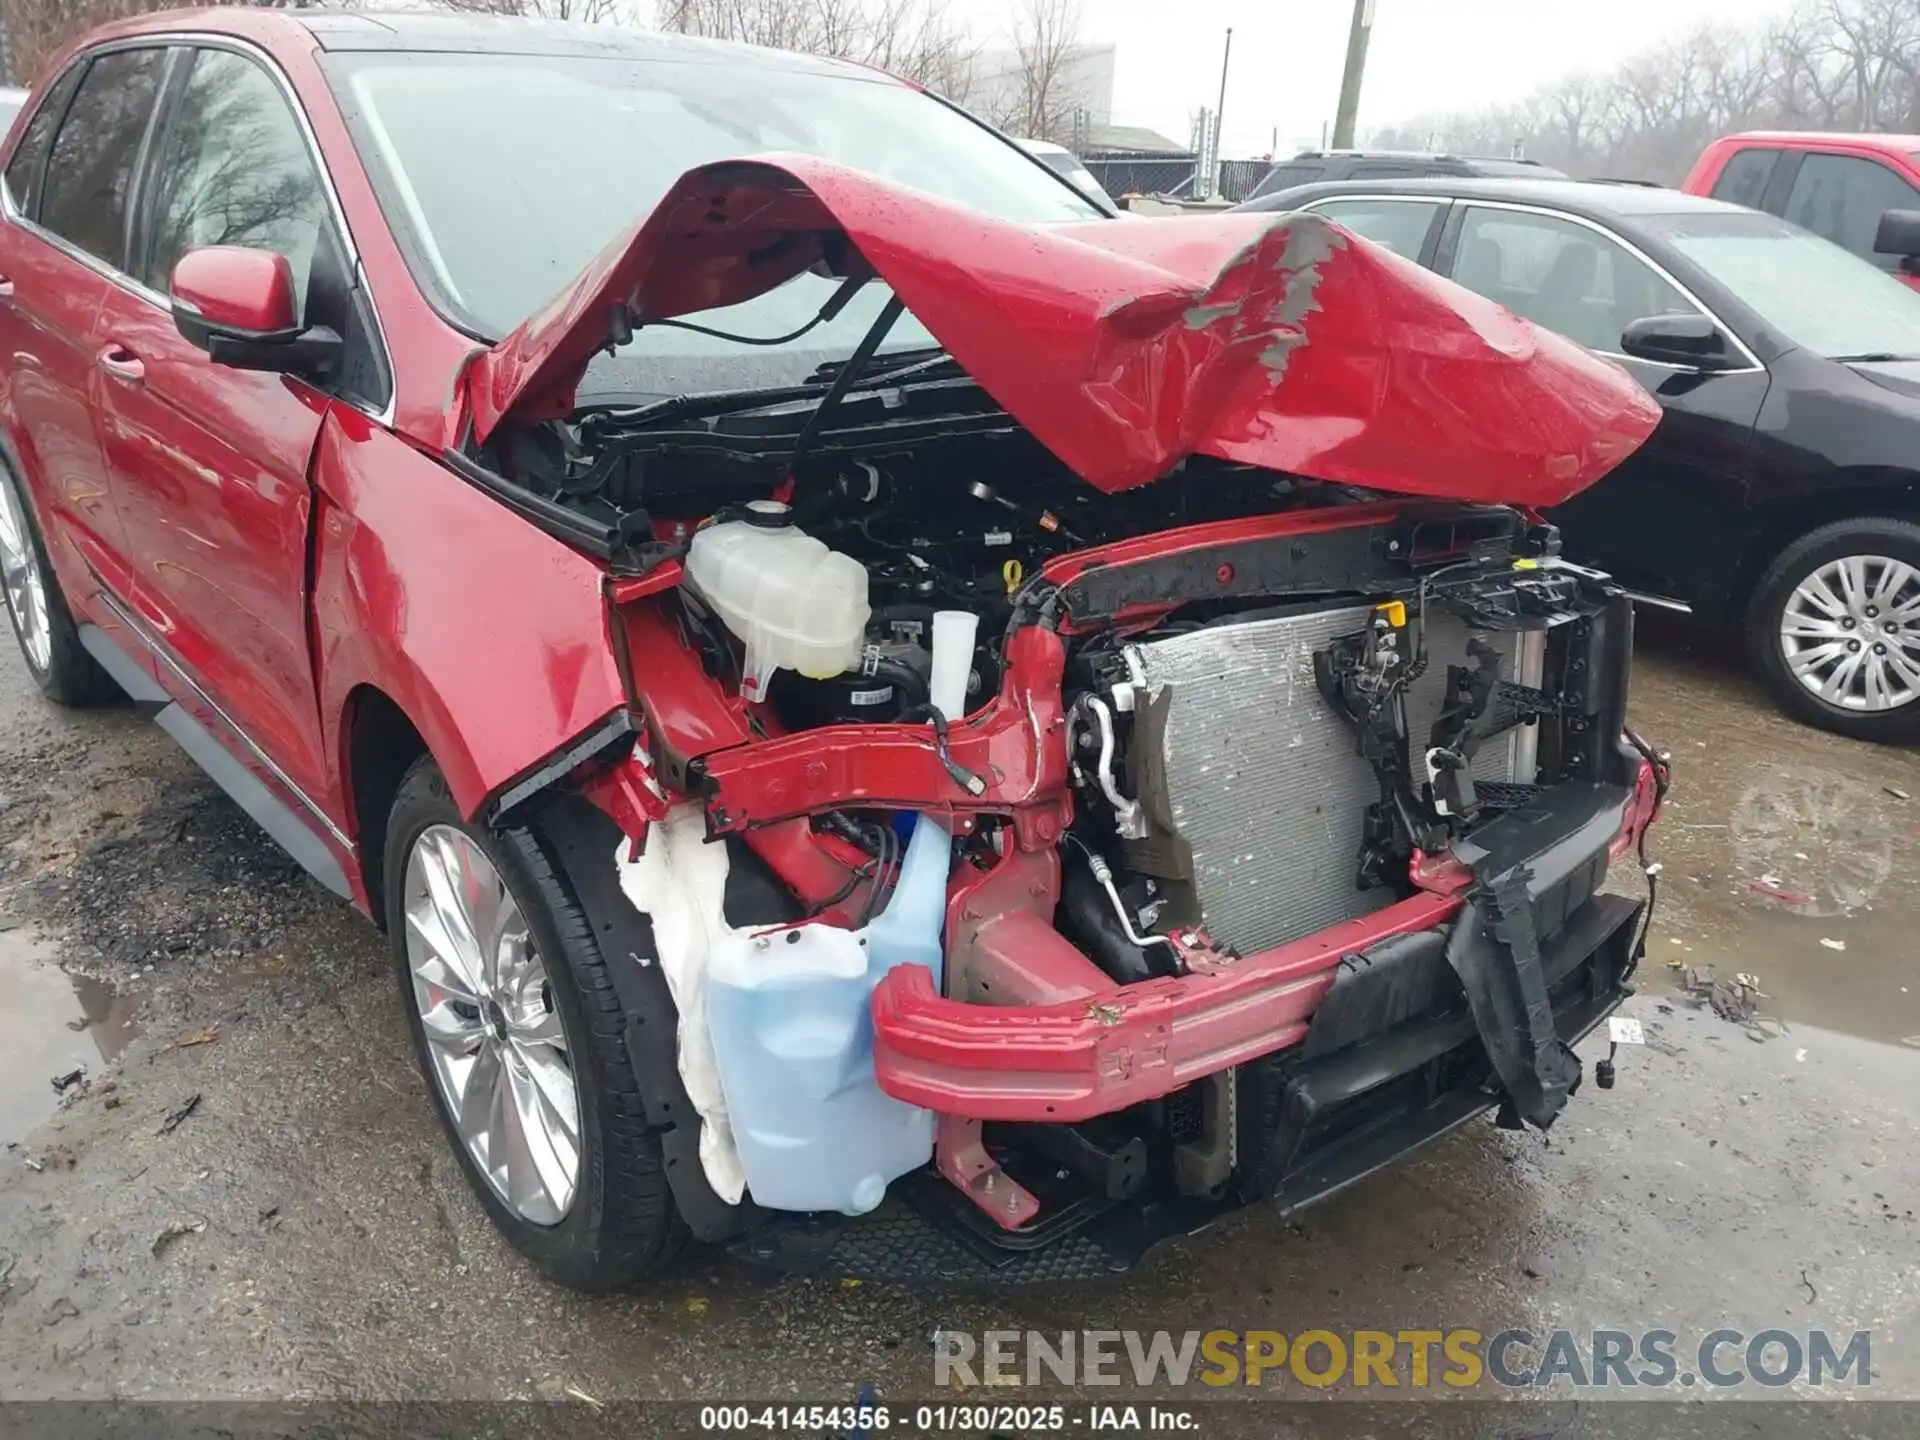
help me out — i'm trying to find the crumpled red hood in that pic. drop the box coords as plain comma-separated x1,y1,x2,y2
467,156,1660,506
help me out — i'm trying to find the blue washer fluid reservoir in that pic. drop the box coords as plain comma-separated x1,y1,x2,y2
704,916,937,1215
703,610,977,1215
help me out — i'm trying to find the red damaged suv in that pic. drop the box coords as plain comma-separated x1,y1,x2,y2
0,10,1666,1287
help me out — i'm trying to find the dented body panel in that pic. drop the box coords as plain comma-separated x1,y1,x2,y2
469,156,1659,506
310,412,627,826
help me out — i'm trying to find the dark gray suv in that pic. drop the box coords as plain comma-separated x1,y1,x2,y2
1248,149,1563,201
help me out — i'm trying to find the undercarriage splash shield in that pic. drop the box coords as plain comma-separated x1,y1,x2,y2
1122,609,1537,956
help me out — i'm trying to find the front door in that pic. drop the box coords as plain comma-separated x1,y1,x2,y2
1774,149,1920,285
92,43,338,809
1438,203,1771,608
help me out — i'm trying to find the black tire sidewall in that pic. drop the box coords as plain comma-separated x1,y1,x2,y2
382,761,626,1287
1750,517,1920,744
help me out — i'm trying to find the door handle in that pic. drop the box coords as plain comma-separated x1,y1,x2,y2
0,275,14,301
97,344,146,384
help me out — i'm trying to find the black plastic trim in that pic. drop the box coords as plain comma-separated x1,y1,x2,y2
75,621,351,899
1060,505,1529,620
484,708,636,825
439,446,619,563
76,622,169,706
156,703,350,898
528,793,749,1244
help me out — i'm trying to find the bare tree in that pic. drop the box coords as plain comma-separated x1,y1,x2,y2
4,0,228,86
659,0,978,99
1377,0,1920,186
436,0,628,17
0,0,637,87
984,0,1085,144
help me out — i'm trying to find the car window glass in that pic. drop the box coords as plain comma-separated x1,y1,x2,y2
1309,198,1441,258
1451,207,1699,354
1351,163,1422,179
1784,153,1920,270
38,48,167,267
1710,147,1778,209
142,48,331,316
1,69,81,218
1254,162,1325,197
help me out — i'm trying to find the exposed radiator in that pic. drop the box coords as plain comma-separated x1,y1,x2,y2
1121,606,1542,957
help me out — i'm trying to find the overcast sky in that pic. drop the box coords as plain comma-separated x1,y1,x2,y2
1065,0,1786,157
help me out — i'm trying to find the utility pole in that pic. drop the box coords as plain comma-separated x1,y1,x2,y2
1330,0,1375,150
1215,28,1233,158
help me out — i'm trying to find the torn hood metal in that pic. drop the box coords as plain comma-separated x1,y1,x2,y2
467,156,1661,507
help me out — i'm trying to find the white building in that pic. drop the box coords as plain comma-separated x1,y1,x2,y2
963,41,1116,139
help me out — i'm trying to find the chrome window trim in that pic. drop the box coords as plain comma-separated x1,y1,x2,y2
93,585,353,850
1303,192,1766,376
0,32,397,424
1300,194,1445,214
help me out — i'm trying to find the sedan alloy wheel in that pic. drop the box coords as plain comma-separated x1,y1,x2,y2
1777,554,1920,714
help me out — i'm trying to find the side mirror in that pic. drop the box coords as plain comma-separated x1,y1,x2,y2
1873,208,1920,270
170,246,339,378
1620,312,1733,370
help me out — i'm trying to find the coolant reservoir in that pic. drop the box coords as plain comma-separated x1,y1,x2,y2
684,501,869,700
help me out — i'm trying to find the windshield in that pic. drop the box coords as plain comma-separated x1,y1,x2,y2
325,49,1101,397
0,96,22,136
1654,210,1920,360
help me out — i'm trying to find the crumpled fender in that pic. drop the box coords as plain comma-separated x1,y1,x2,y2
311,410,628,829
468,155,1661,508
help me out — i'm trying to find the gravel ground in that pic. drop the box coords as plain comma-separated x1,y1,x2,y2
0,613,1915,1428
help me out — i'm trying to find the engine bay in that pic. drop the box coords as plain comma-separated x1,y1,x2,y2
483,396,1645,955
481,389,1662,1250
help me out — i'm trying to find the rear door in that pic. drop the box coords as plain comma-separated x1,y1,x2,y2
91,41,346,815
1436,202,1770,607
0,49,169,607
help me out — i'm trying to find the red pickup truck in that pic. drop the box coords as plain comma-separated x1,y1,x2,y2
1683,133,1920,287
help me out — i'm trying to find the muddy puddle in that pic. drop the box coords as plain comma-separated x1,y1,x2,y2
0,923,138,1147
1646,761,1920,1046
1627,617,1920,1050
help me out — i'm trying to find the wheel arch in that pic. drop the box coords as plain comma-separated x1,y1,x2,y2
339,682,432,926
1729,470,1920,626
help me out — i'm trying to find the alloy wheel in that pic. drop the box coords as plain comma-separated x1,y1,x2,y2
1778,554,1920,713
403,824,581,1225
0,471,52,674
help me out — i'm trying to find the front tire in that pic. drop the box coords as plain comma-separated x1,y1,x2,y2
0,458,111,705
1749,517,1920,744
385,758,686,1289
